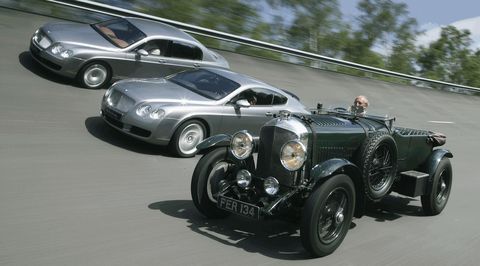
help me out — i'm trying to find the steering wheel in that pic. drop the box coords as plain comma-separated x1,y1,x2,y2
333,107,348,112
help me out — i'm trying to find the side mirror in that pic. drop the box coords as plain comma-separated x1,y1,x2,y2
235,99,251,108
137,49,148,56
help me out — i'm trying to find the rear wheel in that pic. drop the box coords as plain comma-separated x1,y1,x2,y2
301,174,355,257
78,61,111,89
421,158,452,215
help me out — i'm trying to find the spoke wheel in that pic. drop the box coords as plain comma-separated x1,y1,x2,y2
421,157,452,215
317,188,348,244
206,161,232,203
369,143,394,191
301,174,355,257
191,148,232,219
358,132,398,200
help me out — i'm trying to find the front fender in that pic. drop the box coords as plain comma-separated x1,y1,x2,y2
196,134,231,151
310,158,361,186
309,158,364,218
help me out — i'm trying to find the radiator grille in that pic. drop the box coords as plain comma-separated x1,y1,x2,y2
256,126,298,187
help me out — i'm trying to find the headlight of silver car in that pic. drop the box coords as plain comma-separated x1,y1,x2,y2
136,104,152,117
280,140,307,171
230,131,254,160
135,104,165,120
104,86,114,98
60,50,73,58
50,43,73,58
149,109,165,119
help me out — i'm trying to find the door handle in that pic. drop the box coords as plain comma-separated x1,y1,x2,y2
265,112,273,117
158,59,167,63
193,63,200,68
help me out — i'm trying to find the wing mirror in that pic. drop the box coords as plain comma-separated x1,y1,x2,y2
235,99,251,108
137,49,148,56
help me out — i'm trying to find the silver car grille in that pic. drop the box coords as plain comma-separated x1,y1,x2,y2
107,90,135,113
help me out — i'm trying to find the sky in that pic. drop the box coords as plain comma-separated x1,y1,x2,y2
339,0,480,50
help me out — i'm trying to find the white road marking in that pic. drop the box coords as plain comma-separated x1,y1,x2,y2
427,121,455,124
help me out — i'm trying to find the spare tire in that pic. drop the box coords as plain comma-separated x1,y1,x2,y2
358,131,398,200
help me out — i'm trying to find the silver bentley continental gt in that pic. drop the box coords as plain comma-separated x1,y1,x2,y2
29,17,229,89
100,68,310,157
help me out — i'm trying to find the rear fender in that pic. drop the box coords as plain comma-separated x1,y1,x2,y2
422,149,453,194
424,149,453,177
310,159,365,218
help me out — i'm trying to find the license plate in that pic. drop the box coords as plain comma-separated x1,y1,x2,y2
217,196,260,220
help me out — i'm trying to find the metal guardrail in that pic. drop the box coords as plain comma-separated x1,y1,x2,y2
47,0,480,92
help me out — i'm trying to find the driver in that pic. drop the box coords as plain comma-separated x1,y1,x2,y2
350,95,368,116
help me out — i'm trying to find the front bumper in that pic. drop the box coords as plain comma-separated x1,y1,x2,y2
100,101,178,146
215,166,304,219
29,38,84,78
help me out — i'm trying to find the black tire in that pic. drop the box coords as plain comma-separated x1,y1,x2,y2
77,61,111,89
191,148,231,219
301,174,355,257
421,158,452,215
358,132,398,201
170,120,206,158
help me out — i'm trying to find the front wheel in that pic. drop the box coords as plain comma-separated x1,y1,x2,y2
170,120,206,158
78,61,111,89
421,158,452,215
191,148,232,219
301,174,355,257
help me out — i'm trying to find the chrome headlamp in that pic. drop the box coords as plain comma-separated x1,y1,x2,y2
50,43,73,58
104,86,115,98
135,104,165,120
280,140,307,171
264,176,280,195
230,131,254,160
236,169,252,188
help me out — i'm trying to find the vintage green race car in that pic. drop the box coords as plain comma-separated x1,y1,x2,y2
190,107,452,257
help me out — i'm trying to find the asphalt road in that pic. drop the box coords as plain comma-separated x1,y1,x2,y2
1,8,480,266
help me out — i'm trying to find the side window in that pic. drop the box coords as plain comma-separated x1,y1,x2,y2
273,93,288,105
168,41,203,60
234,88,285,106
138,39,170,56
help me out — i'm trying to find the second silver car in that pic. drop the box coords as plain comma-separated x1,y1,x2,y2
100,68,310,157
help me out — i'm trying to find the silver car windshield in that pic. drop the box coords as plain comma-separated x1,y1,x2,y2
167,69,240,100
92,18,146,48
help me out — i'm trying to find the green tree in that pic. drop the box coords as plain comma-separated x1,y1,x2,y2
130,0,284,58
344,0,419,70
387,18,419,74
267,0,349,57
417,26,480,86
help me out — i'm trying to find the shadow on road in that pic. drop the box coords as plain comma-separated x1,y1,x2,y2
18,51,73,86
148,196,424,259
148,200,312,260
85,116,174,156
365,194,424,222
